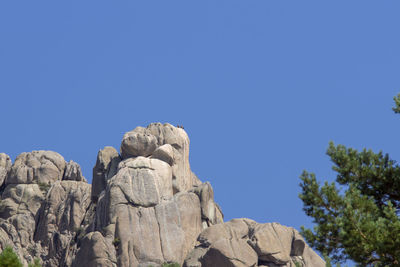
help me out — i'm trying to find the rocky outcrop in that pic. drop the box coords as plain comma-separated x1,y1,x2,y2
64,161,86,182
0,151,91,266
120,123,201,193
6,151,66,185
0,123,324,267
92,146,120,201
0,153,11,187
184,219,325,267
88,123,221,266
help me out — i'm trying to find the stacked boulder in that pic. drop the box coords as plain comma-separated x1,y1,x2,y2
0,151,90,266
79,123,224,267
0,123,324,267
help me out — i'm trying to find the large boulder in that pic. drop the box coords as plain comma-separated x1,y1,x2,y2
0,184,44,218
6,151,66,185
184,219,325,267
72,231,117,267
121,127,158,158
64,160,85,181
108,157,173,208
191,182,224,228
120,123,201,193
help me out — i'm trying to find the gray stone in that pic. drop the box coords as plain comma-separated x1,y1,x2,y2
201,238,258,267
175,192,203,261
109,157,173,207
120,127,158,158
302,243,326,267
0,124,325,267
35,181,91,246
191,182,224,227
291,231,306,256
120,123,198,193
0,184,44,218
73,231,117,267
115,205,163,266
6,151,66,185
0,153,11,187
63,160,85,181
152,144,174,165
184,219,325,267
248,223,293,264
34,180,91,267
92,146,120,201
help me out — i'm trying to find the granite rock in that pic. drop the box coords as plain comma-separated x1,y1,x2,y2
0,123,324,267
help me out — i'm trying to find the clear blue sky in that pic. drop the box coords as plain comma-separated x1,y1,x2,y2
1,0,399,239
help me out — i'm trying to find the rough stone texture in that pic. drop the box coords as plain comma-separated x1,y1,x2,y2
0,152,89,267
109,157,173,207
121,127,159,158
6,151,66,185
120,123,201,193
152,144,174,166
0,184,44,218
0,153,11,187
184,219,325,267
191,182,224,228
0,123,324,267
201,239,258,267
63,160,85,181
93,182,203,266
72,231,117,267
92,146,120,201
34,181,91,244
0,183,45,265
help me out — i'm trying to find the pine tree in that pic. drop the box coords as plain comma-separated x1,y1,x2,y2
28,258,42,267
0,246,23,267
299,95,400,267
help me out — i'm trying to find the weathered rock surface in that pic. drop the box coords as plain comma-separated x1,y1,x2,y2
0,153,11,187
184,219,325,267
0,150,93,266
92,146,120,201
120,123,201,193
6,151,66,185
64,160,86,182
72,231,117,267
0,123,324,267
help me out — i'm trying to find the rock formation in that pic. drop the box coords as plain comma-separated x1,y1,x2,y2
0,123,324,267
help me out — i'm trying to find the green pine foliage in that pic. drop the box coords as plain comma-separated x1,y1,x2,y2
393,94,400,114
161,263,180,267
299,96,400,266
0,246,23,267
28,258,42,267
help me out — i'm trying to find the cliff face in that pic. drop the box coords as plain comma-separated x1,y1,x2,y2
0,123,324,267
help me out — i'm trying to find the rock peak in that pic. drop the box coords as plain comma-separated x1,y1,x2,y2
0,123,324,267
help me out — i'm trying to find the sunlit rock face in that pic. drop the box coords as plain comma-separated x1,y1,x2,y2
184,219,325,267
88,123,221,267
0,150,91,266
0,123,323,267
